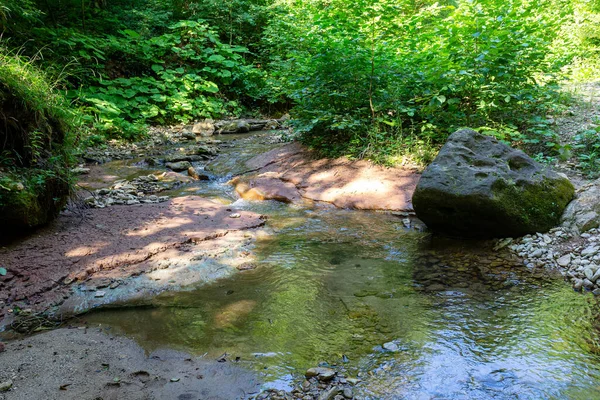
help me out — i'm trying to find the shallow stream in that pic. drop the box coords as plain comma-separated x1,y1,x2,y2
82,132,600,399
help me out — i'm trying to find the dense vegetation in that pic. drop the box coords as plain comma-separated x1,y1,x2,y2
0,49,75,230
1,0,600,169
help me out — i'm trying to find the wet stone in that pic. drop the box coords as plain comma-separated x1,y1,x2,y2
306,367,336,381
382,342,399,352
166,161,192,172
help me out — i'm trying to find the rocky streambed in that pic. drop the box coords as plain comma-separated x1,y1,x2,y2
2,125,600,400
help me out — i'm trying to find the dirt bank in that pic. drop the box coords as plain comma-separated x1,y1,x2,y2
0,196,266,324
0,327,261,400
234,143,421,211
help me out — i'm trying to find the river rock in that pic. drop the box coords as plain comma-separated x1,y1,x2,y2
582,246,599,257
557,254,571,267
562,178,600,233
317,386,341,400
188,167,209,181
165,161,192,172
382,342,399,352
191,145,218,157
412,129,575,238
306,367,336,381
192,120,215,136
0,380,12,392
219,120,251,134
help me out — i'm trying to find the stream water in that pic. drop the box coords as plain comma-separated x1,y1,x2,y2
82,132,600,399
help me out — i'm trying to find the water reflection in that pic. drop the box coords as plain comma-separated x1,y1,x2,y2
84,207,600,399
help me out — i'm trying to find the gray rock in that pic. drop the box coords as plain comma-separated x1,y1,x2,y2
193,145,218,156
164,154,193,163
530,249,545,258
382,342,399,352
584,267,595,281
412,129,574,238
562,179,600,233
165,161,192,172
0,380,12,392
318,386,341,400
305,367,336,381
219,120,251,134
557,254,571,267
582,246,599,257
264,120,280,130
343,388,353,399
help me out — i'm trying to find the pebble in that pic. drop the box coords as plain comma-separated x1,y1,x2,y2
582,246,599,257
496,227,600,295
584,267,595,281
557,254,571,267
0,380,12,392
94,291,106,298
382,342,399,352
530,249,545,258
317,386,341,400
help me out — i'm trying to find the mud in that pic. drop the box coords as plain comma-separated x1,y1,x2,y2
0,327,261,400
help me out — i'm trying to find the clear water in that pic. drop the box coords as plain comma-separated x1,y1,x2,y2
82,133,600,399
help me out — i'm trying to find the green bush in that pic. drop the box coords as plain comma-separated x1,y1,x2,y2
77,20,261,139
264,0,563,163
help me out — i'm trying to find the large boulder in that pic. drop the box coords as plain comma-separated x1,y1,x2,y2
412,129,575,238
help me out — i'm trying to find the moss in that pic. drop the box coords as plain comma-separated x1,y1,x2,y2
0,48,75,232
490,173,575,234
0,170,70,229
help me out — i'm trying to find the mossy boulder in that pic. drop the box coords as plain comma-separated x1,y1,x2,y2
0,171,70,229
0,50,74,233
412,128,575,238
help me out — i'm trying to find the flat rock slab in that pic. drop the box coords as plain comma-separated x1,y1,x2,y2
242,143,420,211
0,328,261,400
0,196,265,317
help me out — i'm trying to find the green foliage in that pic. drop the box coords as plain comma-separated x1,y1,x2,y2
74,20,258,139
0,48,75,229
263,0,564,162
573,124,600,176
1,0,598,163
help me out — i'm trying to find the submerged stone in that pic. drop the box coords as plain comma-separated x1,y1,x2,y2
412,129,574,238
